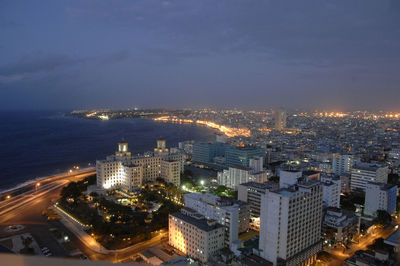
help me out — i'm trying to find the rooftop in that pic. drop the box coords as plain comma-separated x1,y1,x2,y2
170,212,224,232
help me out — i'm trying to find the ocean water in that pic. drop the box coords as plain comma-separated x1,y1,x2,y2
0,111,216,191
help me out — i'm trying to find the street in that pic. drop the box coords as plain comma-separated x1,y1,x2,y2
0,169,167,263
326,225,397,265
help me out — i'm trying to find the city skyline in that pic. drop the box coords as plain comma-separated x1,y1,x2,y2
1,0,400,110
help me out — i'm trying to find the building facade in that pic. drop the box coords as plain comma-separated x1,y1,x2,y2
169,208,225,263
364,182,397,217
184,193,250,247
259,181,323,266
321,176,341,208
350,163,388,191
96,141,182,191
238,181,279,218
275,109,287,131
225,146,266,168
322,207,360,245
332,154,354,176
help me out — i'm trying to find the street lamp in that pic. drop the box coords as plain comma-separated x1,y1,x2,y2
35,182,40,191
6,195,11,200
200,180,205,186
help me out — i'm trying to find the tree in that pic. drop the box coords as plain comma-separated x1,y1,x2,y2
61,182,82,199
19,236,34,255
269,176,279,183
388,173,399,185
374,210,392,227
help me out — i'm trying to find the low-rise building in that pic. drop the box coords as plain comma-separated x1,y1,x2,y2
344,250,394,266
217,166,269,189
350,163,388,191
322,207,360,245
184,193,250,247
168,208,225,263
321,176,341,208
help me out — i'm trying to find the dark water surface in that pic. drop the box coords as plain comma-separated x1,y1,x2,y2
0,111,215,191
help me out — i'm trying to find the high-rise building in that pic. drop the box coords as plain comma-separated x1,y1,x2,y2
364,182,397,217
275,109,287,130
183,193,250,247
259,181,323,265
169,207,225,263
225,146,266,168
238,181,279,218
350,163,388,191
192,142,217,164
332,154,354,175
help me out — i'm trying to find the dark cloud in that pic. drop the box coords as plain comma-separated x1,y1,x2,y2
0,0,399,110
0,54,85,78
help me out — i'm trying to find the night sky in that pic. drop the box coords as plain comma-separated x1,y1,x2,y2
1,0,399,110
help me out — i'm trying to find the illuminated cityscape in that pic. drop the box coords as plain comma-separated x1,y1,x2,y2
1,1,400,266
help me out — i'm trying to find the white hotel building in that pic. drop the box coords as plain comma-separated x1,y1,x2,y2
96,140,181,191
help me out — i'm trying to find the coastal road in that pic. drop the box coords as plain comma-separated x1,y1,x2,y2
0,170,95,258
0,169,95,224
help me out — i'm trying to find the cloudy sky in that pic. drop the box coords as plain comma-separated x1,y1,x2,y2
1,0,399,110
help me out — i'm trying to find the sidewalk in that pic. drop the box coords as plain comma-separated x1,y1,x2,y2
55,205,109,254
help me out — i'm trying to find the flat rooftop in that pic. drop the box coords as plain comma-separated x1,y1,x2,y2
170,212,224,232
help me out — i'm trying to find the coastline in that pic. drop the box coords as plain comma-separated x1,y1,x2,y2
0,111,216,197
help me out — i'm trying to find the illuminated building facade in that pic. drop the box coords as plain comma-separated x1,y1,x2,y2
275,109,287,130
184,193,250,247
96,140,181,190
154,137,169,155
168,208,225,263
161,160,181,186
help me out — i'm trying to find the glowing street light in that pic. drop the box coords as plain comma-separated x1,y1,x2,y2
35,182,40,191
6,195,11,200
200,180,205,186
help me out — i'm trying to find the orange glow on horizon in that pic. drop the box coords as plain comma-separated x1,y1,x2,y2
154,116,251,138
